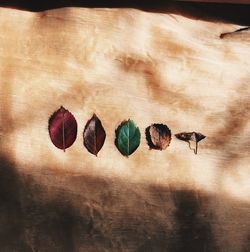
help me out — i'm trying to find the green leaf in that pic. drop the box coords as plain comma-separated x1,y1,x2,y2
115,119,141,157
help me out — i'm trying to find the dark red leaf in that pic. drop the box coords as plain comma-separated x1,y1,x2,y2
48,106,77,151
83,114,106,156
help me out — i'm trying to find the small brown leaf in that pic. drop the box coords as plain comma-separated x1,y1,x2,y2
48,106,77,151
175,132,206,154
145,124,171,150
83,114,106,156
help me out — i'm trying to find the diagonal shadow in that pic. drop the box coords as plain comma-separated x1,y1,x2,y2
1,1,250,25
1,154,246,251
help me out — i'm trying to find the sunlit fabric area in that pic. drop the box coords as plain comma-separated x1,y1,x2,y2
0,1,250,251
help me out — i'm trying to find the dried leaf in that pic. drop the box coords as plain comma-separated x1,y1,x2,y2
145,124,171,150
175,132,206,154
48,106,77,151
115,119,141,157
83,114,106,156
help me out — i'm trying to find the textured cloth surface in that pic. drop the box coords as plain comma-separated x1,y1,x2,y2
0,7,250,252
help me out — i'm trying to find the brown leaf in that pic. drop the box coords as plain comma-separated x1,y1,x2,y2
48,106,77,151
145,124,172,150
175,132,206,154
83,114,106,156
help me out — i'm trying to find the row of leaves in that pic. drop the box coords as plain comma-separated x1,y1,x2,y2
49,106,206,156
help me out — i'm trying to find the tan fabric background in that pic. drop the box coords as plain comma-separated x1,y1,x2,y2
0,7,250,251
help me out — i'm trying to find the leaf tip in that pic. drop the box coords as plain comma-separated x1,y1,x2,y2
60,106,66,113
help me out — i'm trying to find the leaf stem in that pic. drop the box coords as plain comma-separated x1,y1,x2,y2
195,141,198,155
